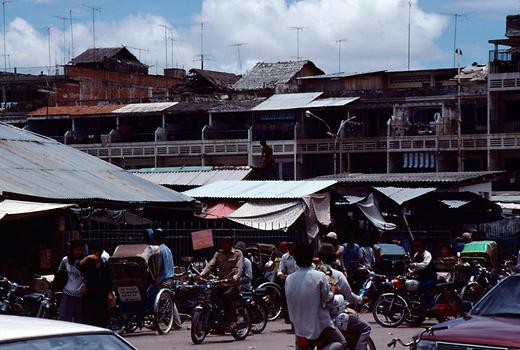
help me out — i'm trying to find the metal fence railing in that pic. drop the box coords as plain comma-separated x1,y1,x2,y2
65,228,299,264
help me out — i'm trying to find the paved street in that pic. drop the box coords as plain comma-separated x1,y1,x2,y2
126,314,436,350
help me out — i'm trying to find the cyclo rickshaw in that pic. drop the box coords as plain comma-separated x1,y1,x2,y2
108,244,176,335
460,240,499,270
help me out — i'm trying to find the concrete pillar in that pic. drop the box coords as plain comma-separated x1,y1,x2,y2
201,125,207,166
248,127,253,167
293,122,299,180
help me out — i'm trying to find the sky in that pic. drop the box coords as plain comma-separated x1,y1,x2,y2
2,0,519,75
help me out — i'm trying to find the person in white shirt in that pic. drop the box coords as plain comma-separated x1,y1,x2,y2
359,243,374,269
410,239,436,309
278,242,297,279
319,244,371,350
285,242,346,350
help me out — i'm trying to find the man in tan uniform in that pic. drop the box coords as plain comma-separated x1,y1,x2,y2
200,236,243,330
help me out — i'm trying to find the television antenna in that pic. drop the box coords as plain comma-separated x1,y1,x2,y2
194,22,214,69
168,29,183,68
230,43,247,74
442,13,469,67
43,25,53,75
1,1,13,72
123,45,149,61
83,5,101,59
289,26,304,60
335,39,347,73
158,24,171,68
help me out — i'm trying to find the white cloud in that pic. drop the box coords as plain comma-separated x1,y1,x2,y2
5,0,449,75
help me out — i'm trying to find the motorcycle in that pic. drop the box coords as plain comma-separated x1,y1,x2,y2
0,277,44,317
372,272,463,327
357,269,392,313
460,261,494,304
241,286,269,334
190,278,250,344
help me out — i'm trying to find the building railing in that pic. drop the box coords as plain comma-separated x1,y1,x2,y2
489,72,520,91
73,132,520,160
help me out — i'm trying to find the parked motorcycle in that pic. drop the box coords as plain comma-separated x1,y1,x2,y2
460,261,494,304
0,277,44,317
190,278,250,344
372,273,463,327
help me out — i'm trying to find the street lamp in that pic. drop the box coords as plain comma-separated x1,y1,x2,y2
305,110,357,174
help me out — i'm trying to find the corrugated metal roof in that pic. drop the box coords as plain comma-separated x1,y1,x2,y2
0,123,194,204
132,167,253,187
0,200,72,220
28,105,122,117
306,97,360,108
374,187,436,205
440,199,470,208
182,180,337,199
315,171,503,184
297,70,386,80
113,102,178,114
252,92,323,111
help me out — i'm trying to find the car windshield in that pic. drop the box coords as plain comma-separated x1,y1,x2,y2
472,275,520,317
0,333,133,350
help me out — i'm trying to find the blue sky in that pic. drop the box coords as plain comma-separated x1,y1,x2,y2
3,0,519,74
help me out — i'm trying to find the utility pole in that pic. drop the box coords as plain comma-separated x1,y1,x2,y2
200,22,204,69
230,43,247,74
442,13,468,67
2,1,11,72
290,26,304,60
456,47,463,172
335,39,347,73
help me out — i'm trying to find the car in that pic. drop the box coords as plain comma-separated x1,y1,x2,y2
0,315,137,349
415,274,520,350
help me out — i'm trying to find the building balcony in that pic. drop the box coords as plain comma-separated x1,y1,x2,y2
489,72,520,91
72,132,520,161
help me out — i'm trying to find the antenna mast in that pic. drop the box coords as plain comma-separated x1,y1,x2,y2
2,1,11,72
407,0,412,70
336,39,347,73
230,43,247,74
290,26,304,60
83,5,100,59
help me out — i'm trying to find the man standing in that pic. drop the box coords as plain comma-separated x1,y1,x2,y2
260,140,278,180
342,236,361,276
285,242,345,350
278,242,296,323
410,239,436,309
200,236,243,330
235,241,253,290
151,229,181,329
319,244,371,350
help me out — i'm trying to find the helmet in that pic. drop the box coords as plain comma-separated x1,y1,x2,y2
405,279,420,292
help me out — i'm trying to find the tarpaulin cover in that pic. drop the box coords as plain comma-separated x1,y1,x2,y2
302,193,332,240
199,201,241,219
0,200,71,220
227,200,305,231
356,194,397,231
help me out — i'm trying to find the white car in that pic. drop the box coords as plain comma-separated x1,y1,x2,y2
0,315,137,349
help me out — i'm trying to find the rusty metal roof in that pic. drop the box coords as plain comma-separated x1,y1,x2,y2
183,180,336,199
28,105,122,117
188,69,240,90
0,123,195,205
70,47,140,64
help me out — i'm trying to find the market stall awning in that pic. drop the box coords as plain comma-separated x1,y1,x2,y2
356,194,397,231
374,186,436,206
227,200,305,231
0,200,72,220
199,201,242,220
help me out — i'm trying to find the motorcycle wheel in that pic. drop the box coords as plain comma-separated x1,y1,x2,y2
191,307,209,344
372,293,407,328
232,305,251,341
257,282,282,321
461,283,484,304
250,302,268,334
367,337,376,350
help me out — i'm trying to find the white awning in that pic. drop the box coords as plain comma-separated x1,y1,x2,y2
374,187,436,206
227,200,305,231
0,200,72,220
305,97,359,108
